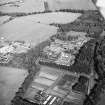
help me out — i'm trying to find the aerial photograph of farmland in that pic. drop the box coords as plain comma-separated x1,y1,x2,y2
0,0,105,105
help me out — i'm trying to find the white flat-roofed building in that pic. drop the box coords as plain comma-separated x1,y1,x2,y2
0,45,14,54
55,52,75,66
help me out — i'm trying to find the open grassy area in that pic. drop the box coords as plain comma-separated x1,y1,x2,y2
0,0,96,13
0,66,28,105
0,12,82,47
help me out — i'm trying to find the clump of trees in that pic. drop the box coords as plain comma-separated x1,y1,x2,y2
50,11,104,39
83,37,105,105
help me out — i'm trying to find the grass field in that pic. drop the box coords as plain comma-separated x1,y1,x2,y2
0,19,57,46
0,66,28,105
0,0,45,13
0,0,96,13
0,12,81,46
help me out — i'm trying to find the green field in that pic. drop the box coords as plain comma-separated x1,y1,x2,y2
0,66,28,105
